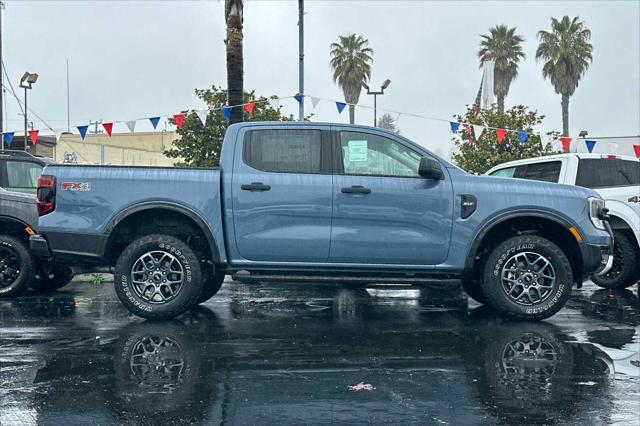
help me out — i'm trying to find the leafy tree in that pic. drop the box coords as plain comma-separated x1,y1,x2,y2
478,25,525,112
451,105,559,174
225,0,244,124
377,113,399,133
330,34,373,124
164,86,293,167
536,16,593,136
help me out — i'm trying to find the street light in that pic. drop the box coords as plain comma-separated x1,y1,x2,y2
363,79,391,127
19,71,38,151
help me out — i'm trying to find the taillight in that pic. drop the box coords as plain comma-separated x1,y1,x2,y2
37,175,56,216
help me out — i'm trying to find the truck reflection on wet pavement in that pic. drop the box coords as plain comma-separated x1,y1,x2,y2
1,280,638,425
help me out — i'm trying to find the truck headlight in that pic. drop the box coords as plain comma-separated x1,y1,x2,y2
588,197,606,230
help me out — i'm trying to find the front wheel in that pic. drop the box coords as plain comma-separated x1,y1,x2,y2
480,235,573,321
592,231,639,289
114,234,203,320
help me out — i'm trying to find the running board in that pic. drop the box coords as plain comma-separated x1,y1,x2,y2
231,270,460,286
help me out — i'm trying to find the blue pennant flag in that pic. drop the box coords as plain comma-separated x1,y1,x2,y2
518,131,528,144
294,94,304,103
149,116,161,129
585,139,597,153
77,125,89,141
222,106,232,122
336,102,347,114
3,132,14,147
450,121,460,134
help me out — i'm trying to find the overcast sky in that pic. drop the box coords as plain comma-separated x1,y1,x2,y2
3,0,639,158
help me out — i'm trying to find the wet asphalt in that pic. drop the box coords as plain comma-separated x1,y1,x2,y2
0,279,638,425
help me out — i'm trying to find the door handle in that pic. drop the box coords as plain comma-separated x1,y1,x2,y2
241,182,271,191
629,196,640,203
341,186,371,194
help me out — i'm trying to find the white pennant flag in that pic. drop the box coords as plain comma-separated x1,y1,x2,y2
196,110,208,126
268,98,280,110
473,124,484,140
311,97,321,109
54,129,64,143
125,120,137,133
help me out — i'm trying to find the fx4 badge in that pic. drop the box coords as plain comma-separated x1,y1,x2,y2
61,182,91,192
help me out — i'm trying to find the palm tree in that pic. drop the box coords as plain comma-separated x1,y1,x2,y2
536,16,593,136
330,34,373,124
478,25,525,112
225,0,244,124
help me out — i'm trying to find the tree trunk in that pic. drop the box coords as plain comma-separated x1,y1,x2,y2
497,94,505,113
561,94,569,137
226,14,244,125
348,105,355,124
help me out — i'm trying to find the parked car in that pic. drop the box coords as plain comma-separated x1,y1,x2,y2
31,122,613,320
0,150,74,296
486,153,640,289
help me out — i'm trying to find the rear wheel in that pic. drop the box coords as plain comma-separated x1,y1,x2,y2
480,235,573,321
114,234,203,320
592,231,639,289
0,235,35,297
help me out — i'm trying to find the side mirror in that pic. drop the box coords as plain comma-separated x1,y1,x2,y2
418,157,444,180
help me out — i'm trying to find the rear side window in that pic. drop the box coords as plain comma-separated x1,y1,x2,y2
490,167,516,178
576,159,640,189
4,161,43,194
514,161,562,183
244,129,323,174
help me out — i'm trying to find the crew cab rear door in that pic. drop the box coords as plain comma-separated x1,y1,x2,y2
231,125,333,262
329,127,453,265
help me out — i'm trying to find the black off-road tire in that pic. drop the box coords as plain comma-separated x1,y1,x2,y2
592,231,639,289
480,235,573,321
461,278,486,304
114,234,203,320
0,235,35,297
198,270,225,304
31,263,74,292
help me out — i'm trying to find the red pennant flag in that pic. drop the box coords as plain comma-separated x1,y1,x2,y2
102,122,113,137
464,125,473,143
495,128,506,144
633,145,640,158
560,137,572,152
28,130,39,144
173,113,185,129
244,102,256,114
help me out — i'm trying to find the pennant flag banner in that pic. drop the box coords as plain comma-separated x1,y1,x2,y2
173,113,185,129
464,125,473,143
222,106,232,122
28,130,39,144
196,110,208,126
585,139,597,153
102,122,113,137
244,102,256,114
3,132,14,147
125,121,136,133
311,97,321,109
560,137,572,152
149,116,161,129
450,121,460,134
518,131,528,144
495,128,506,144
77,125,89,141
472,125,484,140
336,101,346,114
633,145,640,158
294,93,304,103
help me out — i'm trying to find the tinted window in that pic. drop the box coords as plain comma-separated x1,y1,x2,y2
576,159,640,189
4,161,43,194
490,167,516,178
339,131,421,177
514,161,562,183
244,129,323,174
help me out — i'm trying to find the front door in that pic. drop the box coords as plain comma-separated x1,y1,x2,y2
330,128,453,265
231,126,333,263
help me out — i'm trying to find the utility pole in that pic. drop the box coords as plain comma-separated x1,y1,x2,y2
298,0,304,122
66,59,70,132
0,1,5,144
89,120,102,134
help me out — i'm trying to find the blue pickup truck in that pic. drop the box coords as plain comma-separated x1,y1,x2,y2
31,122,613,320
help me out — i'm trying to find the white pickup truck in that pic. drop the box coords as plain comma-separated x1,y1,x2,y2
487,153,640,289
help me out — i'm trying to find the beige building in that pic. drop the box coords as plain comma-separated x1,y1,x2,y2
55,131,180,166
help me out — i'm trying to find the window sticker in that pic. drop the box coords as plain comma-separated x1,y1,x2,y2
347,140,368,162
